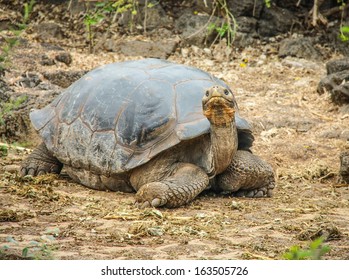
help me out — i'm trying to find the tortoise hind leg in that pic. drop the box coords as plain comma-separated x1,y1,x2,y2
20,142,63,176
133,163,209,208
216,150,275,197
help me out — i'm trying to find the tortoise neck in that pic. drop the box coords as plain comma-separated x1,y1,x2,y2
210,120,238,175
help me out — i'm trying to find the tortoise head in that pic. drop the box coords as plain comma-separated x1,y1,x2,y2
202,85,236,126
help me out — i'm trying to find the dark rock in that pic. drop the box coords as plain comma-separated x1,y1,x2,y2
142,4,172,31
317,70,349,104
40,43,65,51
55,52,72,66
117,3,171,33
0,79,11,103
175,9,220,47
236,16,257,34
326,58,349,75
33,22,64,40
258,5,296,37
114,39,178,59
333,82,349,102
43,70,87,88
16,73,42,88
194,0,214,14
233,32,256,48
40,54,56,66
227,0,263,18
279,37,322,61
0,93,32,141
339,151,349,183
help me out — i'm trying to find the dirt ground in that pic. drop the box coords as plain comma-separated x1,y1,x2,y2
1,13,349,259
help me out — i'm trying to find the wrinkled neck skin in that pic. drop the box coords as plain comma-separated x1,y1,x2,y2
209,119,238,176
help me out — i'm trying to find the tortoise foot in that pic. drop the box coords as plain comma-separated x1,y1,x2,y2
216,150,275,197
234,186,274,198
20,142,62,177
135,182,169,209
133,163,209,208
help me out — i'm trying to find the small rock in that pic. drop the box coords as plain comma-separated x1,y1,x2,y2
115,39,178,59
55,52,72,66
191,45,202,56
40,55,55,66
16,73,41,88
326,58,349,74
34,21,63,40
3,165,19,173
203,48,212,56
181,48,189,58
340,129,349,140
147,226,164,236
282,57,321,70
317,70,349,104
43,70,87,88
294,77,312,87
340,151,349,183
279,37,322,61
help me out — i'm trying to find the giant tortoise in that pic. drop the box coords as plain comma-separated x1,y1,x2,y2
20,58,275,208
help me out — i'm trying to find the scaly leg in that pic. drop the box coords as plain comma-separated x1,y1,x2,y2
216,150,275,197
134,163,209,208
20,142,63,176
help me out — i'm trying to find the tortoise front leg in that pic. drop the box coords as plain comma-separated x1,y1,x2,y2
216,150,275,197
134,163,209,208
20,142,63,176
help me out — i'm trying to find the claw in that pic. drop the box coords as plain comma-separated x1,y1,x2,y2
151,198,161,207
28,168,36,176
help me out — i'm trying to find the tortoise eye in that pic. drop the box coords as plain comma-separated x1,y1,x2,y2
224,89,230,95
205,90,209,97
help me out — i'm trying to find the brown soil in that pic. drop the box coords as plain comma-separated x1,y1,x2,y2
1,7,348,260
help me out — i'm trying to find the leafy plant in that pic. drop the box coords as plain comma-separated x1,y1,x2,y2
83,6,105,54
83,0,142,53
0,0,36,73
0,144,8,157
338,0,349,42
283,237,330,260
207,0,238,47
0,95,28,126
264,0,272,8
339,25,349,41
21,243,54,260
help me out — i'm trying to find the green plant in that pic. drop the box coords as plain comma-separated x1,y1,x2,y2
283,237,330,260
143,0,158,34
207,0,238,47
83,0,141,53
22,243,54,260
0,144,8,157
0,0,35,72
338,0,349,42
0,95,28,126
83,6,105,54
264,0,272,8
112,0,139,33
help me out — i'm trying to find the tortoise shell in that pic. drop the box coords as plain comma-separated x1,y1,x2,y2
31,58,251,174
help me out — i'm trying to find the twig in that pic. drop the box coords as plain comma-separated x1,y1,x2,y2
318,172,336,183
333,183,349,188
0,142,32,152
323,2,349,17
312,0,319,27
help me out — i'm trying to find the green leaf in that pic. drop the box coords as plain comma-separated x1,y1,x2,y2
22,247,29,258
340,25,349,33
